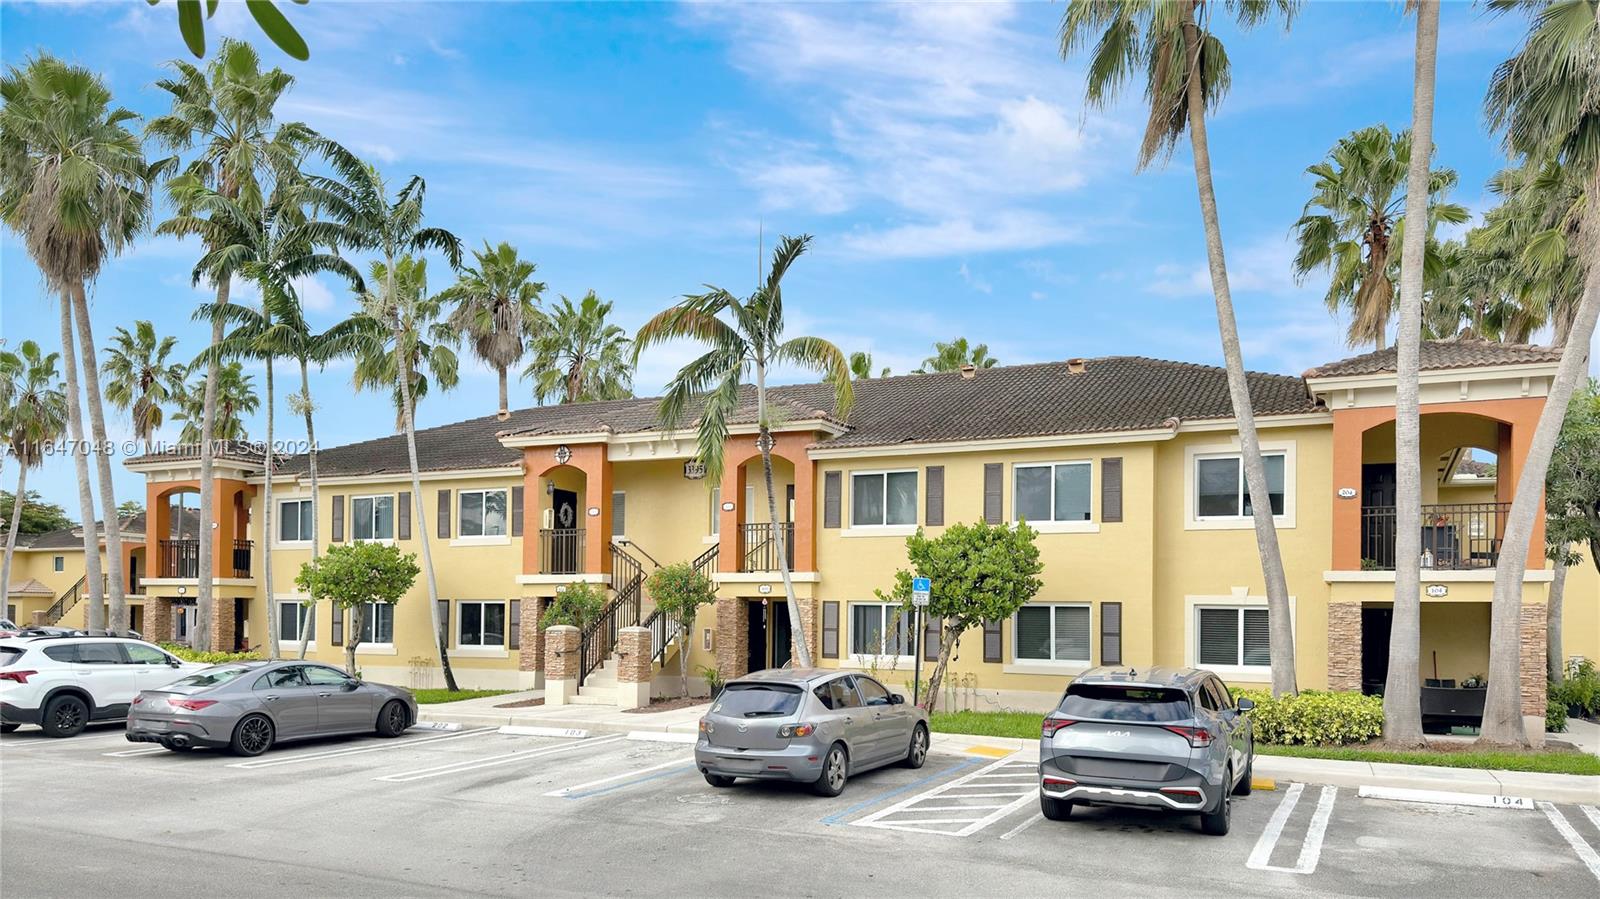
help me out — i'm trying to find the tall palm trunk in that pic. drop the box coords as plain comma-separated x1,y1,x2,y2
70,282,126,631
756,359,811,668
390,268,458,691
195,275,230,651
57,293,105,628
497,366,509,418
2,464,28,611
1547,561,1566,683
298,359,319,660
263,353,279,661
1383,1,1439,747
1180,8,1295,695
1481,203,1600,744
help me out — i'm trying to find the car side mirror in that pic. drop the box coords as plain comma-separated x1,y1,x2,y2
888,693,905,705
1236,697,1255,712
167,658,182,668
343,680,360,691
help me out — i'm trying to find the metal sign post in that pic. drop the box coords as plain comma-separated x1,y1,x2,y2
911,577,931,707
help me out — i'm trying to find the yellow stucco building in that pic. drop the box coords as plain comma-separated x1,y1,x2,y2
13,341,1596,729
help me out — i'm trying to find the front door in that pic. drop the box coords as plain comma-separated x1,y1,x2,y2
744,600,767,675
1361,606,1392,696
550,488,579,573
1362,464,1398,568
743,600,793,673
175,602,197,646
232,599,247,652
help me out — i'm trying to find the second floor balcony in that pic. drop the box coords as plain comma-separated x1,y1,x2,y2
739,521,795,573
158,539,253,579
1359,503,1509,571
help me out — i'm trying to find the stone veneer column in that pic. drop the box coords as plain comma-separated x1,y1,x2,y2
715,596,748,680
543,625,579,706
1519,604,1548,741
616,626,652,710
518,598,546,674
144,598,172,643
208,597,236,652
793,597,819,666
1326,601,1363,692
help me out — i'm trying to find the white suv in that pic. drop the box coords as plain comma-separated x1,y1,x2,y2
0,636,207,737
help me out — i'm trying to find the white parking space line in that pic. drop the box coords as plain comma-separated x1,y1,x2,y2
625,731,696,744
1581,805,1600,833
227,727,496,770
376,734,624,783
999,812,1045,841
102,746,167,757
0,734,130,752
542,756,691,798
1247,784,1337,875
1540,802,1600,884
851,753,1037,838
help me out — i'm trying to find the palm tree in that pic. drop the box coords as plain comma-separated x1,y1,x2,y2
635,235,852,668
524,291,633,405
1385,0,1443,748
103,321,187,450
914,338,998,373
174,363,258,443
0,341,68,611
442,241,546,419
302,143,463,690
1292,123,1469,350
148,38,311,651
1061,0,1301,695
1477,161,1588,345
0,55,151,632
353,258,461,430
1478,0,1600,746
830,350,889,385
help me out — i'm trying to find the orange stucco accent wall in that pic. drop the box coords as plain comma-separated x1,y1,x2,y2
717,433,817,573
522,443,612,575
145,477,255,577
1330,397,1546,571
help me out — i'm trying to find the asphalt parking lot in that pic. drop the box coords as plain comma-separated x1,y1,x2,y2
2,723,1598,898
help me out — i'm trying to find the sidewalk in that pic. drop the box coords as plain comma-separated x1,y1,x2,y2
416,689,708,735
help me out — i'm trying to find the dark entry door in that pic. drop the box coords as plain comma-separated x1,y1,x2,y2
770,601,792,669
233,598,248,652
551,488,579,573
1361,464,1398,568
1361,606,1392,696
745,600,767,675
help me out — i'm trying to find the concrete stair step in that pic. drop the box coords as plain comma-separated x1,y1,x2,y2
570,689,617,705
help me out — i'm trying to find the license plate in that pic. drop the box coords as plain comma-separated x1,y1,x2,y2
134,719,169,733
718,757,762,772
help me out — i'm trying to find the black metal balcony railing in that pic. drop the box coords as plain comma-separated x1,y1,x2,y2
157,539,252,579
539,528,585,575
740,521,795,572
1360,503,1510,571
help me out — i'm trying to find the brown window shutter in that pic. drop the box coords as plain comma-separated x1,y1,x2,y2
331,495,345,542
331,606,344,646
437,599,449,644
398,492,412,540
983,463,1002,524
983,619,1002,663
1101,458,1123,523
509,600,521,650
925,465,944,527
612,491,626,537
511,486,524,537
823,471,841,528
821,601,839,659
437,490,451,539
1101,602,1123,665
923,615,941,661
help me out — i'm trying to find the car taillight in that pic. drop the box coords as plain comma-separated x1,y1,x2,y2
169,699,217,712
0,669,37,684
1162,725,1212,748
698,718,713,734
1041,775,1076,787
1042,717,1078,737
132,694,144,705
777,723,815,738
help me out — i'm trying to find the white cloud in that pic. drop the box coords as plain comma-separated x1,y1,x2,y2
842,213,1082,259
958,262,992,294
292,275,339,313
1146,234,1303,299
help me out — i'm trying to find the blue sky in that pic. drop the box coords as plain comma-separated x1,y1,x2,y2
1,1,1591,517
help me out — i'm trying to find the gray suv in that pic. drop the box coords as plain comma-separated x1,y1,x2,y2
1038,666,1255,835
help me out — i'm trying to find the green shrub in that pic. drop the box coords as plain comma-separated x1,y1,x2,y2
1553,658,1600,718
158,642,260,665
1233,689,1384,746
543,582,607,631
1546,688,1569,733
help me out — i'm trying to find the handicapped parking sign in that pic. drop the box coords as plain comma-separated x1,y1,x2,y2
911,577,931,608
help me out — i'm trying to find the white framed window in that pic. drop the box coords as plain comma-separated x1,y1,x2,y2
53,556,64,572
457,600,507,648
277,600,315,644
1013,604,1092,664
1196,606,1271,668
1185,442,1296,530
357,602,395,645
1013,461,1094,529
709,486,720,537
278,499,314,544
458,489,508,538
851,470,917,527
351,495,395,541
849,602,914,659
6,603,16,623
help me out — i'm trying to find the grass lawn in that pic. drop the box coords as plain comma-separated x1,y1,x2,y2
930,709,1600,776
410,689,516,705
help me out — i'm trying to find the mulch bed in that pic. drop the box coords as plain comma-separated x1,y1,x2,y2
622,696,711,714
493,697,546,709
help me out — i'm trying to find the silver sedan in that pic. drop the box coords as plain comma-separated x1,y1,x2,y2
695,668,930,796
125,660,417,755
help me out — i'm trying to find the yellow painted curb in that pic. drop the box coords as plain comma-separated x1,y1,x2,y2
966,745,1015,758
1251,777,1277,791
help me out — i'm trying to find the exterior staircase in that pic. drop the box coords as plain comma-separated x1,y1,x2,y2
571,658,620,705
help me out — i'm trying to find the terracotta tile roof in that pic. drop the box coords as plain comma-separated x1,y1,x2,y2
5,578,53,597
16,513,146,550
126,440,272,467
1302,340,1563,379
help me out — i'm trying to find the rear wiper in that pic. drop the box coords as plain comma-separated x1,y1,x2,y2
743,711,786,718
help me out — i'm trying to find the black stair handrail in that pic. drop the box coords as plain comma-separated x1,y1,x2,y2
643,544,720,665
43,574,91,625
577,544,647,687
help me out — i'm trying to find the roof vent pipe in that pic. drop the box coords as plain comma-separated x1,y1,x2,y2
1066,358,1087,374
959,364,977,380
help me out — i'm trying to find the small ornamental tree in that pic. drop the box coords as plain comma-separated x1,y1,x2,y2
543,581,606,633
646,562,717,698
1545,380,1600,682
295,542,419,675
878,522,1042,713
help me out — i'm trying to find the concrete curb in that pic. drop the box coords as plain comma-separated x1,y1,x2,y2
416,706,704,737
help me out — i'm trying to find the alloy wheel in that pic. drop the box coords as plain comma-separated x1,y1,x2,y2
827,750,846,791
385,703,405,732
53,703,83,731
911,728,928,765
240,717,272,754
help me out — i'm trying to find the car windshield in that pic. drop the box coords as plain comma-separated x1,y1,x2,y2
1057,684,1192,722
0,647,22,667
171,667,252,688
713,683,803,718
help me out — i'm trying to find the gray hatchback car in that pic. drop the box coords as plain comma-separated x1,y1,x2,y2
1038,666,1254,835
125,660,418,755
695,669,930,796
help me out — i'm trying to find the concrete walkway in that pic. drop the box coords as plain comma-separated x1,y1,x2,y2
417,689,708,735
1562,717,1600,756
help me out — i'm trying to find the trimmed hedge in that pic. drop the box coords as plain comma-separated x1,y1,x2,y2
158,642,261,665
1233,689,1384,746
